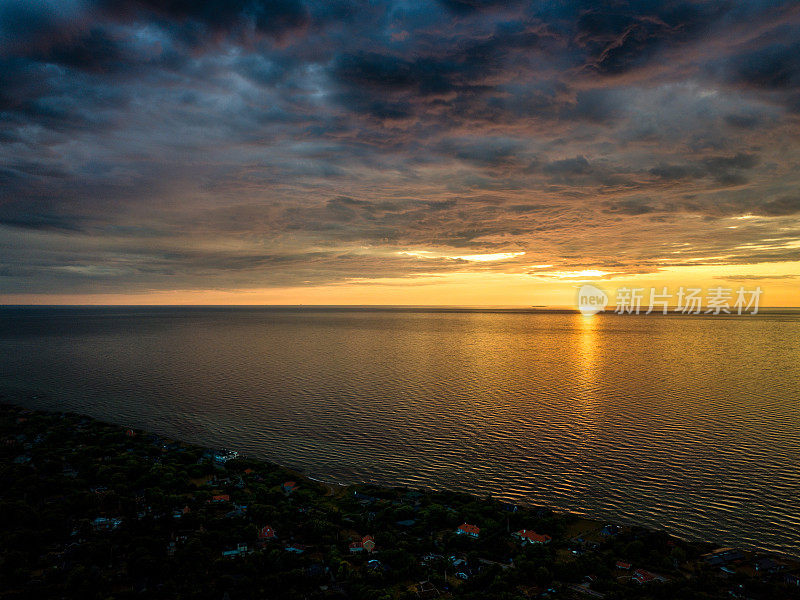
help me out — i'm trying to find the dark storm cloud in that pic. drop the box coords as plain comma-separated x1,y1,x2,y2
723,113,762,130
649,164,704,181
105,0,310,35
0,212,86,232
603,199,656,216
437,0,518,15
574,1,724,75
726,39,800,91
34,28,126,73
1,0,800,296
649,153,760,186
565,88,625,124
439,138,528,169
543,156,592,175
753,197,800,217
78,0,312,49
331,19,546,100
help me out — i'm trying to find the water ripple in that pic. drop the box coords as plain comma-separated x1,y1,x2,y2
1,307,799,556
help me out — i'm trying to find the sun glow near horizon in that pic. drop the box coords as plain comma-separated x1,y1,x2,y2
4,259,798,307
397,250,526,262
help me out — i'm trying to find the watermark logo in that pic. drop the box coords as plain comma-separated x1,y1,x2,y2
577,283,609,315
575,285,762,315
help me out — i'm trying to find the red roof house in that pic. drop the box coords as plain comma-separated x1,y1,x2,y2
456,523,480,538
632,568,667,583
512,530,552,545
259,525,276,540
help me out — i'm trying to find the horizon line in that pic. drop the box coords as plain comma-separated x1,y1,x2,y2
2,304,800,311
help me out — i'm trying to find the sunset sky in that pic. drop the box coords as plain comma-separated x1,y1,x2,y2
1,0,799,306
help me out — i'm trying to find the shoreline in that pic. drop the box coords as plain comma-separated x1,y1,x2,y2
3,392,797,562
3,401,800,599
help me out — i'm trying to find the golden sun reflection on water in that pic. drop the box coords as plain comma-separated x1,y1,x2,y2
573,312,601,447
576,312,599,391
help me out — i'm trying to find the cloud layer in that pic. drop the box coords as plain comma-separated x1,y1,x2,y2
1,0,799,297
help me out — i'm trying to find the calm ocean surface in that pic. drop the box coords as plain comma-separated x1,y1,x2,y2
2,307,799,555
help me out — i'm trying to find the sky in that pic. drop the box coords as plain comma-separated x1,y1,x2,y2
1,0,799,306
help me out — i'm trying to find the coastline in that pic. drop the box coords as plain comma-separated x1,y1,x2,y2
3,401,799,599
2,387,798,559
4,381,796,562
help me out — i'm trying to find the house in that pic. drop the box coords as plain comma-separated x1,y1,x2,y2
362,535,376,553
702,548,744,566
225,504,247,518
258,525,276,541
512,529,551,545
212,451,228,464
283,481,298,494
210,494,230,503
284,544,307,554
633,569,655,583
347,534,375,553
213,449,239,465
92,517,122,531
222,543,249,559
456,523,480,538
348,534,374,553
632,569,667,584
615,560,632,570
